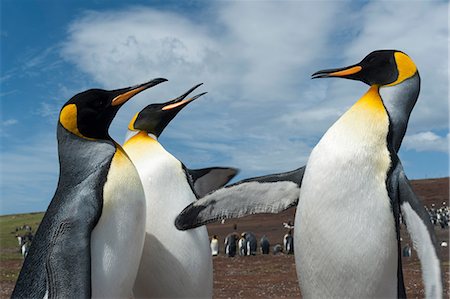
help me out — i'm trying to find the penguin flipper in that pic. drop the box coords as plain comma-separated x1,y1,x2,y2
175,166,305,230
186,167,239,198
397,167,443,298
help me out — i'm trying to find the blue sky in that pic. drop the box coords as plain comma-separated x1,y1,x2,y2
1,0,448,215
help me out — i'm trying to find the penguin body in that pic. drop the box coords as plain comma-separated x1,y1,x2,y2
244,232,257,255
225,233,238,257
284,231,294,254
175,51,442,298
12,79,166,298
210,236,219,256
90,144,146,298
123,85,237,298
238,237,247,256
125,131,213,298
296,85,397,297
260,236,270,254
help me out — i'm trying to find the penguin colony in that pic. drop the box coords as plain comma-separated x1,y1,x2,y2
13,50,443,299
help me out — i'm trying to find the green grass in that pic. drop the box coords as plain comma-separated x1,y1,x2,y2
0,212,44,261
0,212,44,285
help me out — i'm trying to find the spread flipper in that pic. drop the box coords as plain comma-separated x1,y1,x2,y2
175,166,305,230
186,167,239,198
396,166,443,298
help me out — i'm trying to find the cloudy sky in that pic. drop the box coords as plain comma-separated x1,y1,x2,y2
1,0,448,215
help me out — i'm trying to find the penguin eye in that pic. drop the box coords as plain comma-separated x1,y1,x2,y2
92,98,107,109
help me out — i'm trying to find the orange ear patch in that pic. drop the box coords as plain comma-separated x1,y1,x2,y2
128,112,140,131
59,104,94,140
60,104,83,138
387,52,417,86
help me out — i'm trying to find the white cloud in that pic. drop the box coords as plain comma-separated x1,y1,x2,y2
61,7,219,88
403,131,449,153
59,2,344,175
53,2,450,179
0,133,59,214
2,119,17,126
0,119,18,137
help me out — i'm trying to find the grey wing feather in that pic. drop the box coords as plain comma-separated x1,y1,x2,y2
46,219,91,299
175,166,305,230
397,167,443,299
187,167,239,198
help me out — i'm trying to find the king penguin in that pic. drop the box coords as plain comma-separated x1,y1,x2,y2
175,50,443,298
12,78,167,299
123,84,238,298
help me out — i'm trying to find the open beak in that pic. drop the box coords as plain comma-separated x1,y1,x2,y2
311,65,362,79
111,78,168,106
162,83,206,111
129,83,207,137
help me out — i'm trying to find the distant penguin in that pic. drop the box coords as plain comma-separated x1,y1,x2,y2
238,235,247,256
260,236,270,254
283,221,294,230
244,232,257,256
225,233,238,257
284,230,294,254
123,84,238,298
402,245,412,257
211,235,219,256
273,244,283,255
175,50,442,298
12,79,166,298
21,242,29,257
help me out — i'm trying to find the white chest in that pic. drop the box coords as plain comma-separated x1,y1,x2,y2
295,88,398,297
90,147,146,298
124,133,212,298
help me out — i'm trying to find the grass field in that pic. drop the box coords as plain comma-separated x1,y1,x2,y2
0,212,44,285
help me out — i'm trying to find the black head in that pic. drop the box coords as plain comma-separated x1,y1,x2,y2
128,83,206,137
312,50,418,86
59,78,167,140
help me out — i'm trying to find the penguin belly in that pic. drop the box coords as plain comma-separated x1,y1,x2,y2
295,94,398,298
210,239,219,256
90,146,146,298
125,135,213,298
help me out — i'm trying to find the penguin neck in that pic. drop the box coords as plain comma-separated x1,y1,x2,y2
352,85,385,114
124,129,158,144
56,123,116,188
320,85,390,153
339,85,389,136
379,73,420,152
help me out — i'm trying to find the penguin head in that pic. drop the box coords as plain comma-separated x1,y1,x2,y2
312,50,417,86
127,83,206,138
59,78,167,140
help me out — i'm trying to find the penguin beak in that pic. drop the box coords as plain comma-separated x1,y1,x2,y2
311,65,362,79
129,83,207,137
111,78,168,106
162,83,206,111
